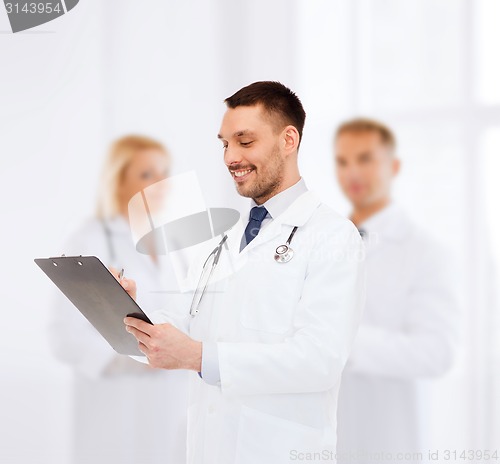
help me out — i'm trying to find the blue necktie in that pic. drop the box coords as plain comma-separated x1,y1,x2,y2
242,206,268,250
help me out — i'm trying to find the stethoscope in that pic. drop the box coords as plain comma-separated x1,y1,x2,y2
274,226,298,263
189,234,228,317
200,224,299,270
189,226,299,317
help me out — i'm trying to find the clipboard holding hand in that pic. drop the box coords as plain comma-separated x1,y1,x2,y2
35,255,152,356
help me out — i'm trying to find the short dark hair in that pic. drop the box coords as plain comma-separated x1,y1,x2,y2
335,117,396,154
224,81,306,148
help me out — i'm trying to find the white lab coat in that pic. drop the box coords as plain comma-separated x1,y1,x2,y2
336,203,459,462
48,216,189,464
151,190,365,464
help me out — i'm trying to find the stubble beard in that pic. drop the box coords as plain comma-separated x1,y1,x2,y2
236,144,284,203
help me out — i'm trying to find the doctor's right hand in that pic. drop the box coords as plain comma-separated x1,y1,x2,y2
109,266,137,301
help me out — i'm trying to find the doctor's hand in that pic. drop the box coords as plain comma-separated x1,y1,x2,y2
109,266,137,301
124,317,202,372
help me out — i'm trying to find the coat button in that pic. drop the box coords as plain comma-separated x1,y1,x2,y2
208,404,216,414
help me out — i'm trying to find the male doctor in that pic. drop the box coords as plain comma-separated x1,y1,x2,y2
120,82,365,464
333,118,459,462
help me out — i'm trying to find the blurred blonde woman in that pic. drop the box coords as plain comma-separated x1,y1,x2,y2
48,135,188,464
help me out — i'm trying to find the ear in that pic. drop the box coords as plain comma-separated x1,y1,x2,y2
282,125,300,154
392,157,401,177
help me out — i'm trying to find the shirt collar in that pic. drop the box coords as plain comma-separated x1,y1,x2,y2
249,177,308,220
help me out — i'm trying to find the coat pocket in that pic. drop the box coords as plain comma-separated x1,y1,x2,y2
234,405,335,464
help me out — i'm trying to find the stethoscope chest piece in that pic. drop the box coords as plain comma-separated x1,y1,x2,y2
274,244,294,263
274,226,299,263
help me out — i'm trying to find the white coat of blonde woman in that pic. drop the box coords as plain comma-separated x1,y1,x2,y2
48,135,189,464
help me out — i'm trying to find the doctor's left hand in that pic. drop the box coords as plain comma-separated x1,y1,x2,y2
123,317,202,371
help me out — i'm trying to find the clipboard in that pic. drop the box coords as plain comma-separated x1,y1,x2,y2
35,255,152,356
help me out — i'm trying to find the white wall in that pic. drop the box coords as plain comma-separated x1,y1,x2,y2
1,1,105,462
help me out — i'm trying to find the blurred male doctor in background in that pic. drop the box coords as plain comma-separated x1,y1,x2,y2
333,118,459,462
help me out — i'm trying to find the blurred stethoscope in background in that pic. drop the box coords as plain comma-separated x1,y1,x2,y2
189,225,299,317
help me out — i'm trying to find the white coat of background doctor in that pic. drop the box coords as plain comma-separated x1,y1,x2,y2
333,119,459,463
118,81,366,464
48,135,189,464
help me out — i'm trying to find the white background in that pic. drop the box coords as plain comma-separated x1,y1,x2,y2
0,1,499,462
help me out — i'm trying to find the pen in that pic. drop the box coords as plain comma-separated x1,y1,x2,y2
119,268,124,282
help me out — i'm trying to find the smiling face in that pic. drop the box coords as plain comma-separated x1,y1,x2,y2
335,130,400,209
218,104,300,204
